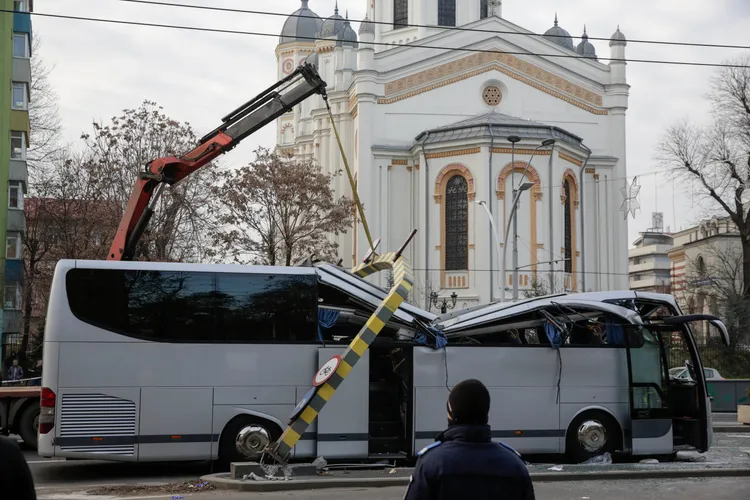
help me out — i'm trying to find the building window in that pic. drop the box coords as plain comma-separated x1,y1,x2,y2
10,132,25,160
480,0,489,18
12,83,27,110
8,182,23,209
563,179,572,273
393,0,408,28
438,0,456,26
13,33,28,58
6,235,21,260
445,175,468,270
13,0,28,11
4,283,20,310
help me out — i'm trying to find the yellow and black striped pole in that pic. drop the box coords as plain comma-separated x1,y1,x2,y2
264,252,414,464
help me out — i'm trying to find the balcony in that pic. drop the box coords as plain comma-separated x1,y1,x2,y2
630,276,670,290
3,310,22,333
12,57,31,83
628,244,673,259
7,209,25,232
9,159,28,187
629,261,671,274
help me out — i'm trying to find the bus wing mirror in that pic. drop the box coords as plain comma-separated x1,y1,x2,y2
708,319,730,347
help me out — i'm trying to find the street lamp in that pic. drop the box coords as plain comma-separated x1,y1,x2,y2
502,137,556,302
475,200,502,299
431,291,458,314
502,181,534,301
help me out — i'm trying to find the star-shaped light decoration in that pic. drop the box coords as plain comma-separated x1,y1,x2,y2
620,176,641,220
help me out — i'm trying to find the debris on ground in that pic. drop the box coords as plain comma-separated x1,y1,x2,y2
582,453,612,465
86,480,215,496
548,465,564,471
639,458,660,464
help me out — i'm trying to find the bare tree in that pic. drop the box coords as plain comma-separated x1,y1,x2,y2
208,147,351,266
685,242,750,345
21,150,121,359
27,35,62,172
659,55,750,299
80,100,217,262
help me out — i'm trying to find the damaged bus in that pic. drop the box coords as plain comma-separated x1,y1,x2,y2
39,258,728,464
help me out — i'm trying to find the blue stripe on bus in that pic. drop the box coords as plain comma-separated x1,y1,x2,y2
55,432,367,447
414,429,566,440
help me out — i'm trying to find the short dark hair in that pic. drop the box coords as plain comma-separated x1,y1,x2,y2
448,379,491,425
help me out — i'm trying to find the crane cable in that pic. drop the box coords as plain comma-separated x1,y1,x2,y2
323,95,376,256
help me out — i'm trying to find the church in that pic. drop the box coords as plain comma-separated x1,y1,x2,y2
275,0,630,309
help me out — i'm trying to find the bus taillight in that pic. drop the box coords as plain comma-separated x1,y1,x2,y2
40,387,56,434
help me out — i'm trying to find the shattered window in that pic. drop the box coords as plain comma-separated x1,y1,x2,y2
445,175,468,271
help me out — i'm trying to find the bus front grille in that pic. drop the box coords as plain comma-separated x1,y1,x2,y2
59,393,137,456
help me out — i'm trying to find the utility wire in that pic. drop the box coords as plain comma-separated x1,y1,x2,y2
116,0,750,52
6,9,750,69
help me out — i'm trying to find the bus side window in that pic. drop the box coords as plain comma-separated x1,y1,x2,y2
215,273,318,343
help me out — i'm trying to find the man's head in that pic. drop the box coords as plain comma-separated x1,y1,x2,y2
12,359,19,366
447,379,491,426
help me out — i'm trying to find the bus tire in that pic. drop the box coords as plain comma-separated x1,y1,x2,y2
565,411,621,464
219,416,281,465
18,402,40,450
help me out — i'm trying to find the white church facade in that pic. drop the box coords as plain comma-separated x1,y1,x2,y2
275,0,630,309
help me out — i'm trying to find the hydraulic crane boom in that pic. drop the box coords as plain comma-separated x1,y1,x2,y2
107,63,327,261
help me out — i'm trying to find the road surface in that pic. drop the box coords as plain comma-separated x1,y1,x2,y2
35,478,750,500
22,428,750,491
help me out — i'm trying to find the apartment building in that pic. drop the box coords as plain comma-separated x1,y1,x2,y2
628,231,673,293
1,0,32,359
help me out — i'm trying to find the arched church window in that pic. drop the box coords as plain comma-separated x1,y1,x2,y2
438,0,456,27
394,0,408,28
445,175,468,270
563,179,572,273
480,0,489,18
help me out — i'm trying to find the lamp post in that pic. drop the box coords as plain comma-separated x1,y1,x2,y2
502,137,556,302
475,200,502,300
430,291,458,314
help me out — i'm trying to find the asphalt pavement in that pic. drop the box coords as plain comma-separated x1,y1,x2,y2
35,478,750,500
19,423,750,494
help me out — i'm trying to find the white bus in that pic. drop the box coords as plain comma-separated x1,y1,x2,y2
39,259,729,464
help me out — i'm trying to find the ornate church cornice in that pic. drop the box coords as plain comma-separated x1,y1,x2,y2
376,51,608,115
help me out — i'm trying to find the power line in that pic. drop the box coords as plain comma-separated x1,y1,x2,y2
7,9,750,69
116,0,750,52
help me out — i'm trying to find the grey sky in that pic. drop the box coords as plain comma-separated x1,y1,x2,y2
31,0,750,245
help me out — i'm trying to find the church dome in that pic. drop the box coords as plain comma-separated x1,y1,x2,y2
279,0,323,45
358,15,375,35
320,2,346,38
337,17,358,46
575,26,597,60
543,14,575,51
610,26,627,46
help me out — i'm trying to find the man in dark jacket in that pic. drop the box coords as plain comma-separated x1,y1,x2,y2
0,436,37,500
404,378,535,500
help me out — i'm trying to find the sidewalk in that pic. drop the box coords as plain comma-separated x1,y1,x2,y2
202,461,750,493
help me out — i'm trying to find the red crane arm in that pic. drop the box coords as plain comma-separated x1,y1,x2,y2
107,63,327,261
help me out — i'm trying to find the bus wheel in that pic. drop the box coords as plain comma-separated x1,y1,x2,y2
18,403,40,450
219,416,280,465
565,412,620,464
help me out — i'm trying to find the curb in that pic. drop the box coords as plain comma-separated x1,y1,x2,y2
201,467,750,492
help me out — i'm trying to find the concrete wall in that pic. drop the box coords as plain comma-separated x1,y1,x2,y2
707,379,750,413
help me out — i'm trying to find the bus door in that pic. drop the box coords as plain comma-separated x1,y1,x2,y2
648,314,730,453
623,325,674,455
314,347,370,459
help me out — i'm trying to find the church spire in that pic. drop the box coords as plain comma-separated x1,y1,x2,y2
554,12,559,26
334,0,338,15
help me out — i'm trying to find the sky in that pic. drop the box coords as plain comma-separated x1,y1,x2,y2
26,0,750,246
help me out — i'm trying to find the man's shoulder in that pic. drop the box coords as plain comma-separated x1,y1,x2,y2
416,441,443,458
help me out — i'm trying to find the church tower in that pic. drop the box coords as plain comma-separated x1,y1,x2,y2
372,0,501,47
275,0,322,151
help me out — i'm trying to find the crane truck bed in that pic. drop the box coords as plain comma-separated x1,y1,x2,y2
0,383,41,449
